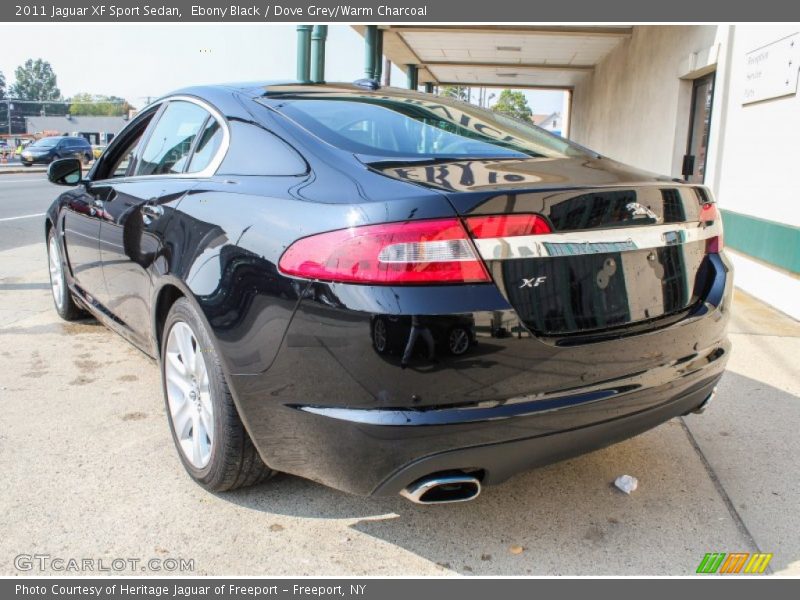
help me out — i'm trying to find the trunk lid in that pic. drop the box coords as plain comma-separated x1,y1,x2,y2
375,157,720,338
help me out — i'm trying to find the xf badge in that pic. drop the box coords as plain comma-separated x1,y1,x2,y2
520,276,547,289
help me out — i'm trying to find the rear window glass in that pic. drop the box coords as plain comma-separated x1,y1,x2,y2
136,100,209,175
270,95,585,160
188,118,224,173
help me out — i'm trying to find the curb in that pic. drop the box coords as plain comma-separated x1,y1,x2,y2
0,166,50,175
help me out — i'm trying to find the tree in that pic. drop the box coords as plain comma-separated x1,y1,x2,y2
440,85,469,102
9,59,61,101
0,71,5,100
68,93,134,116
491,90,533,122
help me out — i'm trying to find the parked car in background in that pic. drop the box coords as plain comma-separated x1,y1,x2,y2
43,82,732,504
21,136,92,166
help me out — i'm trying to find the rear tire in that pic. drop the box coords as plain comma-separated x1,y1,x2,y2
161,298,275,491
47,229,84,321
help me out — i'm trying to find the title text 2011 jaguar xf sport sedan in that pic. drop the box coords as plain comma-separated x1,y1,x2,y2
44,81,731,503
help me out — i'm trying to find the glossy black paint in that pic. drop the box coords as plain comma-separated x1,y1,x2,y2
46,82,732,496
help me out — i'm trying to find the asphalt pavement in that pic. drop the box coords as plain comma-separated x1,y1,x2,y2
0,175,798,575
0,173,54,252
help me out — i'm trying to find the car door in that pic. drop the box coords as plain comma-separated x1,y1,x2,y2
56,139,72,160
60,183,106,302
97,99,224,349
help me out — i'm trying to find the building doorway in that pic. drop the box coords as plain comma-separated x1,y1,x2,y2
682,72,716,183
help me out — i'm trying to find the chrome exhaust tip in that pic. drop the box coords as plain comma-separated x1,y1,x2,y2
691,386,718,415
400,473,481,504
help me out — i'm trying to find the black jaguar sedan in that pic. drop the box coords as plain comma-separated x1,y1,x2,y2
44,81,731,503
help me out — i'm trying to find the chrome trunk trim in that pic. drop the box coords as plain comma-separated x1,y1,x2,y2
473,221,721,260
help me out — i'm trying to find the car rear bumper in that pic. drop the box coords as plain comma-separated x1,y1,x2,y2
373,374,719,495
232,339,727,496
223,252,732,497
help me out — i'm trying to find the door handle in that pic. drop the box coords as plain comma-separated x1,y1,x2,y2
141,204,164,219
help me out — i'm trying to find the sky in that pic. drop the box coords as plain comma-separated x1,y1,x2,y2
0,24,565,114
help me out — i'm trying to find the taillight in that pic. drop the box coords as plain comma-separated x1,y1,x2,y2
699,202,724,253
278,218,490,284
465,214,552,238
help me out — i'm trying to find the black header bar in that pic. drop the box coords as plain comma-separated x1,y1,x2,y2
3,0,800,22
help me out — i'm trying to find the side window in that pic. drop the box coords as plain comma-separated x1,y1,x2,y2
187,118,223,173
109,138,141,178
135,101,209,176
92,109,156,180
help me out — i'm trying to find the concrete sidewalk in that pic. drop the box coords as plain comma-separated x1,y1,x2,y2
0,241,798,576
0,160,47,175
0,161,93,175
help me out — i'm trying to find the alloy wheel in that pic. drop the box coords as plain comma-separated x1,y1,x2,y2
48,236,64,311
373,318,388,352
165,321,214,468
449,327,470,355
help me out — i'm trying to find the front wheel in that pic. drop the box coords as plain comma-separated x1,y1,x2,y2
47,230,83,321
161,298,275,491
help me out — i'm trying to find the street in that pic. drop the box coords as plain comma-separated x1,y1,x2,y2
0,173,799,575
0,172,53,252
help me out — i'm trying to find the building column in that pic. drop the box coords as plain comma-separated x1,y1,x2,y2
296,25,312,83
373,29,384,82
364,25,378,80
310,25,328,83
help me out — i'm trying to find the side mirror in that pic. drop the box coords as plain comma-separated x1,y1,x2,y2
47,158,82,186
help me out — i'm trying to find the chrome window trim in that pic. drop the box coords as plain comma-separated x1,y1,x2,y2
93,95,230,184
472,221,722,260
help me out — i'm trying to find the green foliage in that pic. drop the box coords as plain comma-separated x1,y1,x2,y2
68,93,133,116
440,85,469,102
9,59,61,101
491,89,533,121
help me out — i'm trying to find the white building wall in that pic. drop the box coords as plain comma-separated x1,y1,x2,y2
569,25,800,320
570,25,723,179
716,25,800,227
716,25,800,318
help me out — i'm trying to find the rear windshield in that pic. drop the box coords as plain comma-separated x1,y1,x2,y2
269,95,585,160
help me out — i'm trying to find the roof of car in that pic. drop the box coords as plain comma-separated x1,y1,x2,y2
171,81,409,100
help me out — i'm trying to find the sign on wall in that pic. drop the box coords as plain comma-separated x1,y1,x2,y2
743,33,800,104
